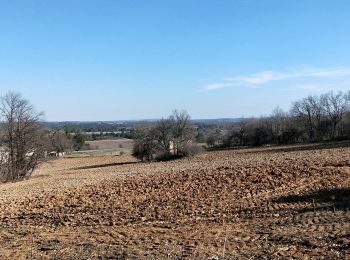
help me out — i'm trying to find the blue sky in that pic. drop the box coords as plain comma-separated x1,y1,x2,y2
0,0,350,121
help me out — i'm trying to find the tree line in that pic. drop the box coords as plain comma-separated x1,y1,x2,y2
209,91,350,148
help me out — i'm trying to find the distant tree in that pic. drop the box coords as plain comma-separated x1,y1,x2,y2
337,109,350,139
321,91,348,140
224,124,245,147
72,131,85,151
270,107,287,144
132,126,159,161
195,132,206,143
291,97,318,142
154,118,174,156
206,134,216,148
170,110,196,156
307,96,324,139
51,131,71,154
64,125,70,135
132,110,199,161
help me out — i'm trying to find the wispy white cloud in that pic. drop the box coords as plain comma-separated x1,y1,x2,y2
294,81,350,93
295,84,332,93
204,82,238,90
203,66,350,91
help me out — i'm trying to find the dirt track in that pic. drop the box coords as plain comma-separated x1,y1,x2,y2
0,144,349,259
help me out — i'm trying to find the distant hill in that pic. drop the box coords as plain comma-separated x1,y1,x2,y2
45,118,247,132
193,118,247,125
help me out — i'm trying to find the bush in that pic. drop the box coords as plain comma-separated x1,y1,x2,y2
182,143,203,157
206,135,216,148
72,132,86,151
154,150,173,161
132,139,156,161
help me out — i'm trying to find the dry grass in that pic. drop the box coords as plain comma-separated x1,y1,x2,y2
0,144,349,258
85,138,134,154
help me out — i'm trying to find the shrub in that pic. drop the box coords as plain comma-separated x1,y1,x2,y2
182,143,203,157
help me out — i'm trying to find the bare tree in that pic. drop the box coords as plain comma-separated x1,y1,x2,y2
0,92,47,182
270,107,287,144
291,96,324,142
132,110,198,161
291,99,313,141
321,91,348,140
154,118,174,154
206,134,217,148
169,110,195,156
51,131,72,155
132,125,159,161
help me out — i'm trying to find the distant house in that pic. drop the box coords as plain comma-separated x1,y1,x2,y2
169,140,176,155
0,149,9,164
0,149,42,164
168,139,193,155
47,151,66,157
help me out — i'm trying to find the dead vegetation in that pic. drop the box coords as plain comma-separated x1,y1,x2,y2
86,138,134,153
0,144,349,258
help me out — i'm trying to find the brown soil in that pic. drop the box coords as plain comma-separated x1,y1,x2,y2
0,145,349,259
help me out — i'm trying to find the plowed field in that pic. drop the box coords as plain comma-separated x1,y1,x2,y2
0,144,349,259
